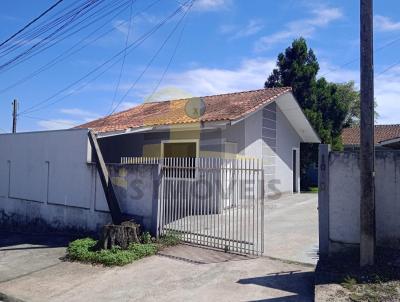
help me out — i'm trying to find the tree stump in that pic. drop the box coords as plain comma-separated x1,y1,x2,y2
100,220,140,250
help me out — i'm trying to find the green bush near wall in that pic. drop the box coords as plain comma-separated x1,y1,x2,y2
66,233,180,266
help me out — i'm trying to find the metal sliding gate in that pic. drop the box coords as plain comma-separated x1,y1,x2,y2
157,157,264,255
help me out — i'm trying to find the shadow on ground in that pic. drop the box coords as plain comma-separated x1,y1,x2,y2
238,270,315,301
157,243,254,264
0,231,71,251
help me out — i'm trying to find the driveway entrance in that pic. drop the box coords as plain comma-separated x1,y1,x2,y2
264,193,319,264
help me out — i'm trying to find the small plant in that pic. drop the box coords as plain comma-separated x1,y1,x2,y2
66,232,181,266
158,232,181,247
141,231,152,244
342,276,358,290
66,237,158,266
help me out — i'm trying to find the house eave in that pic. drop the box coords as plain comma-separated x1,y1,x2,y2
94,121,229,138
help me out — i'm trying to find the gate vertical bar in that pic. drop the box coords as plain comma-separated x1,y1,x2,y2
261,158,265,255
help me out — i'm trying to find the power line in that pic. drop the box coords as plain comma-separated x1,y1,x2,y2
93,0,193,131
109,0,135,112
376,59,400,77
0,0,101,56
19,1,190,115
0,0,162,94
321,36,400,78
0,0,106,72
108,0,194,115
147,9,190,102
24,115,77,126
0,0,65,48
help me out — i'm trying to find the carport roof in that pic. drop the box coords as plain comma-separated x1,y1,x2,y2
76,88,291,133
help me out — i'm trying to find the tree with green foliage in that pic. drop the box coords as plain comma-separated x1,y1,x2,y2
265,38,363,189
265,37,361,150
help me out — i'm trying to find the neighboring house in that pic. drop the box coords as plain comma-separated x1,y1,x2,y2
79,87,320,194
342,124,400,150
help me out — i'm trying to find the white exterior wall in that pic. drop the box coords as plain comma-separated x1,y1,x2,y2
222,103,302,196
275,106,301,194
221,109,263,159
221,103,303,195
0,129,160,234
328,151,400,250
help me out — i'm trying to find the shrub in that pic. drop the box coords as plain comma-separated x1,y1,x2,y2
67,238,97,262
141,231,152,244
66,232,181,266
157,232,181,247
66,238,158,266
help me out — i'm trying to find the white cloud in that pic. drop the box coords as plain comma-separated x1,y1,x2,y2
149,57,276,97
220,19,264,40
375,67,400,124
37,119,78,130
320,61,400,125
88,58,275,102
60,108,100,121
374,15,400,32
255,7,343,51
116,101,140,111
113,19,130,36
193,0,231,11
35,108,102,130
319,61,359,84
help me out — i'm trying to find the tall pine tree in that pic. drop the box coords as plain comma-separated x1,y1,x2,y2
265,38,360,188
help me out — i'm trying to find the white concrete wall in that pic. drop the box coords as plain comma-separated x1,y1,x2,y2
0,129,159,234
328,151,400,250
275,106,301,194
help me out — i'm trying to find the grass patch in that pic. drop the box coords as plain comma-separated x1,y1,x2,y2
66,232,180,266
340,275,400,302
301,186,318,193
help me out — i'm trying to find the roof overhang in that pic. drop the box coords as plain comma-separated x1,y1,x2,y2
94,120,230,138
378,137,400,149
275,92,321,143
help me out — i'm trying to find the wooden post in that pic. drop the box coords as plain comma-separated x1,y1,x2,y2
12,99,18,133
88,130,123,225
360,0,375,266
318,144,331,259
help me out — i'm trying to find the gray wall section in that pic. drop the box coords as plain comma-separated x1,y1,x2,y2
275,105,301,194
262,103,277,194
99,129,223,161
0,129,160,235
326,150,400,252
99,133,144,163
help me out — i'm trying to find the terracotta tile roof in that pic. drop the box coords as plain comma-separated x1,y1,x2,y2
342,124,400,145
77,87,291,133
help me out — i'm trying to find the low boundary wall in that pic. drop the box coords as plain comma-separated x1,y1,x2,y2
0,129,160,235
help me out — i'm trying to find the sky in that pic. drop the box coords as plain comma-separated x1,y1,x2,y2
0,0,399,132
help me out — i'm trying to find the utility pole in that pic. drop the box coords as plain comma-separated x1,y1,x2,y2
12,99,18,134
360,0,375,267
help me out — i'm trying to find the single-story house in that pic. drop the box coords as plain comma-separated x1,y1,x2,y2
79,87,320,195
342,124,400,150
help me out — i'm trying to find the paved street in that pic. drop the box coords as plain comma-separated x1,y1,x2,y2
0,236,314,302
0,194,318,301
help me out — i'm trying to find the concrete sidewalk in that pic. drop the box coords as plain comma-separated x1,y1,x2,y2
0,233,314,302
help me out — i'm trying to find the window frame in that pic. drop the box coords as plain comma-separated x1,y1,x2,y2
161,139,200,180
